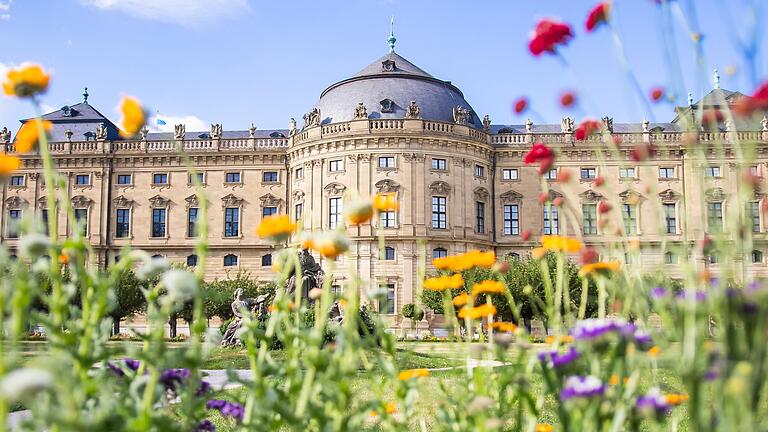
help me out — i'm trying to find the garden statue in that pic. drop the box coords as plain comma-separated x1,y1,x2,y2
285,248,324,302
221,288,270,346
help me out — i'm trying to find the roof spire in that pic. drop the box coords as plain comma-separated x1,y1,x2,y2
713,68,720,89
82,87,89,104
388,15,396,53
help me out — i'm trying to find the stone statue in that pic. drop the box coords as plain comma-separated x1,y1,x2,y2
1,127,11,144
211,123,223,139
724,118,734,132
482,114,491,132
453,105,470,125
642,118,650,133
405,101,421,119
762,116,768,132
303,108,321,128
249,123,257,138
140,127,149,140
602,116,614,133
95,123,108,140
289,118,297,136
354,102,368,120
65,129,74,142
285,248,325,301
525,118,533,133
561,117,574,133
174,124,186,140
221,288,270,346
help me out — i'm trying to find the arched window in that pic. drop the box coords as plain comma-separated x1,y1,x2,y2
186,254,198,267
151,254,163,259
261,254,272,267
384,247,396,261
433,248,447,259
507,252,520,260
752,250,763,263
223,254,238,267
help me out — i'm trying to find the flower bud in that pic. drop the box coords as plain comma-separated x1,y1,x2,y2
137,256,169,280
19,233,51,258
161,269,198,303
0,367,53,403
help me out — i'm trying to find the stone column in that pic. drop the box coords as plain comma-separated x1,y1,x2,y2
311,159,323,231
414,153,426,236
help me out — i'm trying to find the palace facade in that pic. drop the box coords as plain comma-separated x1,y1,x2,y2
2,45,768,325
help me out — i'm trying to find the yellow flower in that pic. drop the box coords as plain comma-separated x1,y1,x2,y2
299,232,315,250
58,252,70,265
118,96,147,138
432,250,495,271
370,402,397,417
458,303,496,320
545,335,574,345
664,393,689,406
648,345,661,358
14,119,52,153
452,292,470,307
465,250,496,268
535,424,554,432
2,64,50,98
578,261,621,277
489,322,517,332
540,235,583,253
531,247,547,259
472,280,505,295
309,231,349,260
0,155,21,176
373,193,399,211
344,198,374,225
398,368,429,381
423,273,464,291
608,375,629,386
256,214,297,242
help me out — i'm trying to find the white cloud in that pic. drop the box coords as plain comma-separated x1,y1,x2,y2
0,14,9,21
78,0,250,26
149,114,208,133
0,0,11,20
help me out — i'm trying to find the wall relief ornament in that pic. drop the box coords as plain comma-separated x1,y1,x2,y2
5,196,28,210
36,196,50,210
257,193,281,208
453,105,470,125
474,187,490,201
303,108,321,128
658,189,680,203
113,195,135,208
762,116,768,132
705,187,726,202
579,189,604,203
429,181,451,195
292,190,305,202
72,195,94,209
323,182,346,196
375,179,400,193
210,123,223,139
95,123,108,140
561,117,574,133
405,101,421,119
174,124,186,140
185,194,200,208
140,127,149,140
619,190,644,204
379,98,395,113
148,195,170,208
500,190,523,203
289,118,297,136
353,102,368,119
381,59,396,72
222,193,245,208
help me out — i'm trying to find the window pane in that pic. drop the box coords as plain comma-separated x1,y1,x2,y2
225,172,241,183
433,248,447,259
116,208,130,238
188,208,198,237
152,208,166,237
622,204,637,235
7,210,21,238
187,255,198,267
75,208,88,236
543,206,559,234
582,204,597,235
432,196,446,229
225,208,240,237
476,201,485,233
263,172,278,182
329,197,342,228
664,203,677,234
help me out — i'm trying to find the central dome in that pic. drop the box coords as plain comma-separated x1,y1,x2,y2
314,52,482,128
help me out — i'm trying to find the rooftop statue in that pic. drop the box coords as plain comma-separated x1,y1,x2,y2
353,102,368,120
405,101,421,119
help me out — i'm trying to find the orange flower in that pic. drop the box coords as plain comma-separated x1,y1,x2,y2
58,252,70,265
531,247,547,260
118,96,147,138
489,322,517,332
256,214,297,242
541,235,583,253
452,292,470,307
578,261,621,277
15,119,52,153
458,303,496,320
433,250,495,271
2,64,50,98
664,393,689,406
472,280,505,295
398,368,429,381
648,345,661,358
423,273,464,291
309,231,349,260
373,193,399,212
535,424,554,432
546,335,574,345
0,155,21,176
369,402,397,417
609,374,630,386
344,198,374,225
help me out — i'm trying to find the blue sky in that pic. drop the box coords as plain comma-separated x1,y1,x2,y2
0,0,766,133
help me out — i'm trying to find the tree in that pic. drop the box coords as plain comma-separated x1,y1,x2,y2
109,270,148,335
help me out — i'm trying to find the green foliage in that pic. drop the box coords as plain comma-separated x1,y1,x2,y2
203,270,274,320
401,303,416,319
108,269,148,334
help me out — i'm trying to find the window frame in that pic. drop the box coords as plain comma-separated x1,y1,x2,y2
543,205,559,235
115,208,131,238
6,209,21,238
705,166,722,178
618,167,636,179
9,175,24,187
224,207,240,238
261,254,272,267
475,201,485,234
294,167,304,179
186,254,198,267
74,208,89,236
223,254,239,267
503,204,520,235
432,196,447,229
151,207,167,238
707,201,724,233
379,210,397,228
544,169,558,180
431,158,447,171
663,203,677,234
262,171,279,183
659,167,676,179
224,171,242,184
622,203,638,235
475,164,485,178
433,248,447,259
582,203,598,235
188,172,206,185
116,174,133,185
501,168,519,181
384,246,396,261
328,159,344,173
152,172,169,185
378,156,396,169
580,167,597,180
187,207,199,238
329,196,342,229
75,174,91,186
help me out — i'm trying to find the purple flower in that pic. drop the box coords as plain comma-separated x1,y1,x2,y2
124,358,140,371
636,388,670,415
195,420,216,432
675,290,707,302
571,318,635,341
650,286,668,299
633,329,653,347
207,399,244,422
538,346,580,368
160,368,189,390
106,362,125,377
196,380,211,396
560,375,605,401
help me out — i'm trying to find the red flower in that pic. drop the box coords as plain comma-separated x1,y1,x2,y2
580,247,600,265
538,192,549,204
585,2,611,32
513,97,528,114
594,176,605,187
528,19,574,57
598,201,612,214
733,81,768,117
560,91,577,108
611,135,623,146
701,109,724,128
556,168,572,183
552,197,564,207
522,230,532,241
575,119,602,140
650,87,665,102
631,143,655,162
524,143,556,174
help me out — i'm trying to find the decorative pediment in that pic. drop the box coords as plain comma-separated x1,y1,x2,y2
579,189,604,203
258,193,281,208
379,98,395,113
36,196,50,210
148,195,170,208
500,190,523,203
5,196,28,210
222,193,245,208
381,59,396,72
185,194,200,208
618,190,644,204
705,187,726,202
71,195,93,209
293,190,305,202
113,195,135,208
658,189,680,203
324,182,346,196
474,187,490,201
429,181,451,195
375,179,400,193
548,190,564,200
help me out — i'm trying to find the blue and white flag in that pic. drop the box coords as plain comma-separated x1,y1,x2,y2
157,118,167,126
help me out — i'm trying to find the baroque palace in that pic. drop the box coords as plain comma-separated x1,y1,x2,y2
2,40,768,322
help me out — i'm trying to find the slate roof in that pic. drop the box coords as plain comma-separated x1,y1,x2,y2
17,102,122,142
145,129,289,140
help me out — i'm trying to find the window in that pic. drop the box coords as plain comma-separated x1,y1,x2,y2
9,175,24,186
475,165,485,178
503,204,519,235
225,172,241,183
295,203,303,223
329,197,342,229
378,156,396,168
224,208,240,237
263,171,278,182
705,166,721,178
75,174,91,185
707,202,723,232
709,254,719,264
663,203,677,234
187,208,198,237
752,250,763,264
74,208,88,236
381,283,395,314
189,172,205,184
432,196,447,229
476,201,485,233
295,167,304,179
151,208,166,237
117,174,132,185
580,168,597,180
664,252,678,264
545,169,558,180
659,167,675,179
40,209,49,235
750,165,760,176
186,255,198,267
619,167,636,179
582,204,598,235
262,207,277,217
622,204,638,235
748,201,760,233
433,248,447,259
543,206,559,235
384,246,396,261
7,209,21,238
380,210,396,228
329,159,343,172
152,173,168,185
502,169,519,180
116,208,130,238
223,254,238,267
431,158,446,170
261,254,272,266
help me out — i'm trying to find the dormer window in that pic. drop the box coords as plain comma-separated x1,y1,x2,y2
198,133,211,139
382,59,396,72
269,131,285,138
61,105,72,117
380,98,395,113
83,131,95,141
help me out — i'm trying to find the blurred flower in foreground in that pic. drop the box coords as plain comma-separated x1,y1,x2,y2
309,231,349,259
15,119,52,153
560,375,605,401
536,424,554,432
541,235,583,253
161,269,198,303
398,368,429,380
458,303,496,319
489,322,517,332
433,250,495,272
206,399,244,422
734,81,768,117
585,2,611,32
631,143,655,162
513,96,528,114
2,64,50,98
344,197,374,225
0,367,53,403
560,90,577,108
452,292,470,307
373,193,399,212
579,261,621,277
575,118,601,140
538,346,580,368
423,273,464,291
0,155,22,176
256,214,296,242
524,142,555,174
528,18,574,57
118,96,147,138
650,86,665,102
472,280,505,295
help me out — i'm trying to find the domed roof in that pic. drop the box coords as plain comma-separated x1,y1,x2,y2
314,52,482,128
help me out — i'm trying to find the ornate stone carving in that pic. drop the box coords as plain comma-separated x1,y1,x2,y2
724,118,734,132
323,182,346,196
185,194,200,208
5,196,28,210
705,187,726,202
561,117,574,133
453,105,470,125
381,59,396,72
303,161,313,169
405,101,421,119
658,189,680,203
379,98,394,113
500,190,523,202
95,123,108,140
222,193,245,208
140,127,149,140
289,118,297,136
303,108,321,128
526,118,533,133
174,124,186,140
762,116,768,132
113,195,135,208
312,160,323,168
62,129,72,142
375,179,400,193
548,190,564,200
71,195,93,209
429,181,451,195
0,127,10,144
482,115,491,132
258,193,281,209
580,189,604,203
210,123,223,139
36,196,49,210
353,102,368,119
292,190,305,202
249,123,257,138
619,190,644,204
347,154,359,163
474,187,490,201
148,195,170,208
602,117,614,133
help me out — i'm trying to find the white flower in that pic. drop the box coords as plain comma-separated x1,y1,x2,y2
161,269,198,303
137,257,169,280
19,233,50,258
0,368,53,403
